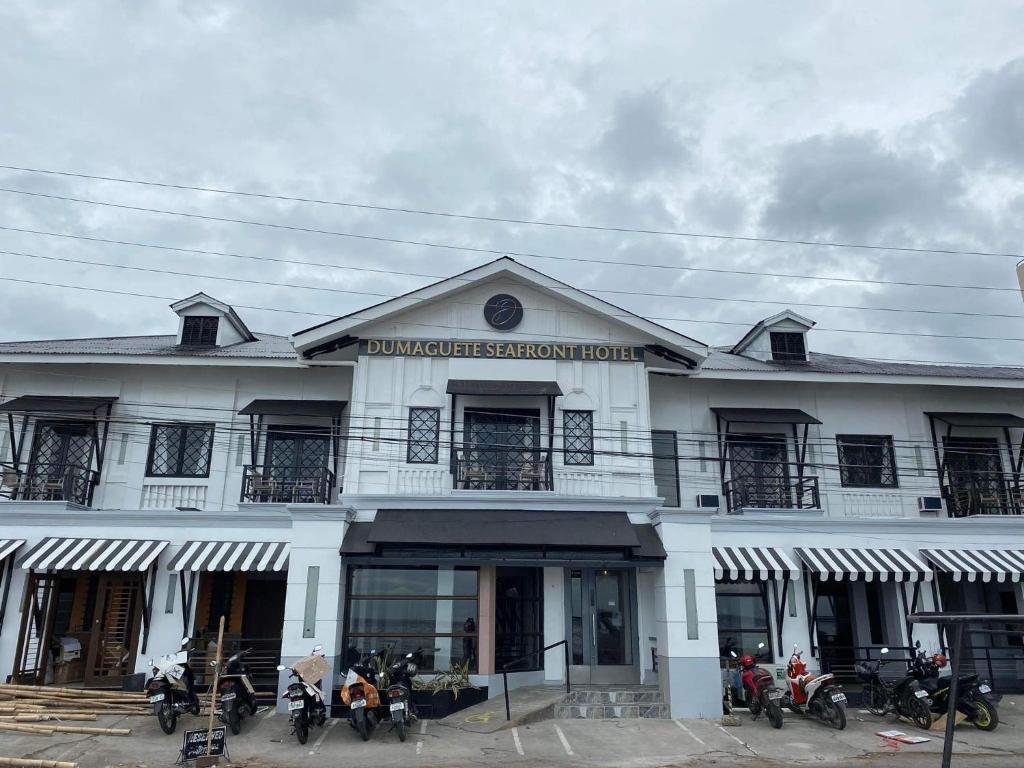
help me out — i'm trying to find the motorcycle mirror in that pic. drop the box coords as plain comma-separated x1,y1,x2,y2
730,651,738,658
148,658,154,668
312,645,323,653
881,647,889,654
757,642,765,650
181,637,190,647
915,640,921,649
210,660,218,668
276,665,286,672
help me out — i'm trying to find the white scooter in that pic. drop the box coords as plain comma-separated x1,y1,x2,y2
784,644,847,730
145,637,201,734
278,645,329,745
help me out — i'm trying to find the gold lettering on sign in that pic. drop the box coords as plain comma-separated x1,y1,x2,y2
367,339,382,355
361,338,647,361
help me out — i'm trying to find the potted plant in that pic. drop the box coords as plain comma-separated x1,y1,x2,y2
413,661,488,718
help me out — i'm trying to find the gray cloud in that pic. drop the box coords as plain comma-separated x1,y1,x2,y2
950,57,1024,171
594,87,695,180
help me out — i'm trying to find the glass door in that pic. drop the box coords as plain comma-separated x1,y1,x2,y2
568,568,638,684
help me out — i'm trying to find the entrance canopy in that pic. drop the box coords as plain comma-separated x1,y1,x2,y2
713,546,800,581
167,541,290,572
711,407,821,425
445,380,563,396
0,539,25,563
238,399,347,417
19,537,168,572
0,395,117,414
921,548,1024,583
796,547,932,582
925,412,1024,428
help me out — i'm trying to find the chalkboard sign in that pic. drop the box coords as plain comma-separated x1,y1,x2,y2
181,727,226,761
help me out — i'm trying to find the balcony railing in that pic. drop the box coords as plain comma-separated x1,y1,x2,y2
0,462,99,506
240,465,336,504
454,451,553,491
943,476,1023,517
722,472,820,514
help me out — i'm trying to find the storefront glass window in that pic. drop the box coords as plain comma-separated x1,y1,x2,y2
715,581,770,659
344,566,479,673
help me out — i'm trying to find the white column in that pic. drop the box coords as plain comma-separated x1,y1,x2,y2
543,567,566,682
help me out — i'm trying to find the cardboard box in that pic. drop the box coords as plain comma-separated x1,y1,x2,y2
53,659,84,685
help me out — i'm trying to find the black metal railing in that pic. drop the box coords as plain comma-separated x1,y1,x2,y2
722,472,820,513
188,634,283,695
240,465,336,504
0,462,98,506
501,639,570,720
943,476,1022,517
454,451,553,491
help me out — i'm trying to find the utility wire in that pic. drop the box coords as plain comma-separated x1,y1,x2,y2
2,163,1022,260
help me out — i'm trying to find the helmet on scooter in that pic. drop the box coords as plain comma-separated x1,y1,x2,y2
932,653,948,668
739,654,756,670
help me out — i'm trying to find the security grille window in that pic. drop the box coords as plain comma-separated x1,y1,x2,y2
562,410,594,465
651,430,680,507
343,566,479,673
836,435,897,488
146,423,214,477
407,407,440,463
715,581,771,660
769,332,806,362
181,316,219,346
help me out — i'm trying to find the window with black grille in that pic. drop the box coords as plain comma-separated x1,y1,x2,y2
407,407,440,463
181,316,219,346
769,331,806,362
652,430,680,507
836,435,898,488
146,423,215,477
562,410,594,465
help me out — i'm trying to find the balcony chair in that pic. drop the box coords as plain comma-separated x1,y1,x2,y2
460,457,493,490
515,460,547,490
245,467,279,502
1,468,22,498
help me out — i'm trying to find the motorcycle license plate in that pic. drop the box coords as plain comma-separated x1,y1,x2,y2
979,684,992,694
914,690,929,699
390,702,406,712
220,693,236,702
831,693,847,703
149,693,165,703
288,700,305,711
767,690,783,700
350,699,367,709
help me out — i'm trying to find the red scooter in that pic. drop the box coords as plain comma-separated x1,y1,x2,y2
739,643,784,729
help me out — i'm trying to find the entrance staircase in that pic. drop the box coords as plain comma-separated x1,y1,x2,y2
554,686,669,719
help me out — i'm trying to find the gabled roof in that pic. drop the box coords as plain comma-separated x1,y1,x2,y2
730,310,816,355
291,257,709,363
171,293,256,342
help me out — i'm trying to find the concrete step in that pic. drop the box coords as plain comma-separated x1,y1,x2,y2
564,688,663,705
553,702,671,719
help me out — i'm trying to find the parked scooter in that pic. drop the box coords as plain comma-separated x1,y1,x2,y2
784,644,847,729
385,648,423,742
341,648,386,741
278,644,329,744
145,637,201,734
855,647,933,729
216,648,259,735
909,644,999,731
739,643,784,729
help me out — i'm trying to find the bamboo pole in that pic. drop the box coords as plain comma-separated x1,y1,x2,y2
206,615,226,761
0,723,56,735
0,685,137,700
0,758,78,768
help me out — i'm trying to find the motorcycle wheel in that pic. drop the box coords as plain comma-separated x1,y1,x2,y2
294,714,309,744
908,695,933,730
866,683,888,717
826,699,847,730
397,715,408,742
353,708,370,741
973,699,999,731
156,700,177,734
766,701,784,729
228,702,241,735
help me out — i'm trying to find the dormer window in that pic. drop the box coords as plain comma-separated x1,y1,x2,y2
181,316,219,346
770,332,806,362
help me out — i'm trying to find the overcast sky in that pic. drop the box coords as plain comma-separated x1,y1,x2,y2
2,1,1024,365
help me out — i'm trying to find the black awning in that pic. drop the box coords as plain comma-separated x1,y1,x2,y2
711,407,821,425
926,412,1024,428
445,380,563,397
359,509,639,549
631,524,667,560
238,399,348,417
340,522,376,555
0,395,117,414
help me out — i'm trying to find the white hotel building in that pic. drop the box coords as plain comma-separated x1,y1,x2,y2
0,257,1021,717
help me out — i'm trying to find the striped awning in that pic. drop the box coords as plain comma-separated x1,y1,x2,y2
796,547,932,582
921,549,1024,583
167,541,289,572
0,539,25,563
713,546,800,581
18,538,168,571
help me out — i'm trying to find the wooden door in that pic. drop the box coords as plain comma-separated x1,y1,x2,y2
84,574,143,687
12,573,60,684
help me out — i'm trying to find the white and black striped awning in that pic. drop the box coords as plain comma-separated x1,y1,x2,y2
921,549,1024,583
0,539,25,563
713,546,800,581
796,547,932,582
18,538,168,571
167,541,290,572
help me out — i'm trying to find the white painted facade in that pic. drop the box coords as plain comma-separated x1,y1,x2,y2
0,258,1021,719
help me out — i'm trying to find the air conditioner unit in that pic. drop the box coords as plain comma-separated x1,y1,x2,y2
917,496,943,515
696,494,721,509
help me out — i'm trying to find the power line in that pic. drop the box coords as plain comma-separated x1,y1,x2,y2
2,163,1022,260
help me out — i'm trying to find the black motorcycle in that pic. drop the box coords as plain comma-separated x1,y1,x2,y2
145,637,201,734
279,645,329,745
909,646,999,731
855,647,933,730
385,648,423,742
217,648,259,735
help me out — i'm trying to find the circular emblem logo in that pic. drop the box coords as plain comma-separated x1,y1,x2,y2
483,294,524,331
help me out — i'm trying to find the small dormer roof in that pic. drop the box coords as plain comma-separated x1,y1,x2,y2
730,310,815,356
170,293,256,343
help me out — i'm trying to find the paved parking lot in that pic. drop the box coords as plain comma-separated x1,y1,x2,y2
3,698,1021,767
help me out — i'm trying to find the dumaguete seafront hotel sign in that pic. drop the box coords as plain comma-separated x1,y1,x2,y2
361,338,646,362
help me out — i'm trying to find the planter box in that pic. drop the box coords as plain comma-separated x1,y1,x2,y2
413,686,489,719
